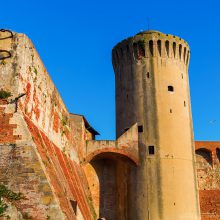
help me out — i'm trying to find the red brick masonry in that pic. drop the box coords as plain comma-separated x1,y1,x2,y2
195,141,220,220
24,115,94,220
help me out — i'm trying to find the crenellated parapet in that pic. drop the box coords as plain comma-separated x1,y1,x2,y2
112,30,190,72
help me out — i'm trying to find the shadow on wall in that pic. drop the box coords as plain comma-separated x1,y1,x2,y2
89,153,137,220
196,148,213,167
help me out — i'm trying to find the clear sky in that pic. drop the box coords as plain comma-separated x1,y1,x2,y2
1,0,220,141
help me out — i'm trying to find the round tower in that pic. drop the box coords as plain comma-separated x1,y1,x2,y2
112,30,201,220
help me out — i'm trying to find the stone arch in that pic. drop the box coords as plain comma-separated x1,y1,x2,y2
216,148,220,162
85,148,139,166
196,148,213,167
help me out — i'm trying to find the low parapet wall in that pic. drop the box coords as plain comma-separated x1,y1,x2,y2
84,123,139,165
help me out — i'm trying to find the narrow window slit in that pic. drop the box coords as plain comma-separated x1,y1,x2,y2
184,47,186,63
173,42,176,58
179,45,182,60
120,48,123,56
137,40,145,57
157,40,161,57
165,40,169,57
149,40,154,56
126,45,129,52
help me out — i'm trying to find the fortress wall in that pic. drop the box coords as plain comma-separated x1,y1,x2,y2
0,30,79,160
195,141,220,220
0,99,66,219
15,34,78,159
0,31,96,219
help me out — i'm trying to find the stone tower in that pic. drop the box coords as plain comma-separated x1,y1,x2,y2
112,30,201,220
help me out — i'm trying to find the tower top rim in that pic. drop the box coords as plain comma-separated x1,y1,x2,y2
137,30,163,34
113,30,190,51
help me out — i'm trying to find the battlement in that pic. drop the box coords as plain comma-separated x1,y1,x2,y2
112,30,190,69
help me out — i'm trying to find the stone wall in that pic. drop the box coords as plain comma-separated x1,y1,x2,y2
0,30,95,219
195,141,220,220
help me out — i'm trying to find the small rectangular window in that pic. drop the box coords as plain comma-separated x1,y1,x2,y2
148,146,155,155
138,125,143,132
168,86,174,92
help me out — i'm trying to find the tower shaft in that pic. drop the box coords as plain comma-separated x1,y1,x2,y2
112,30,201,220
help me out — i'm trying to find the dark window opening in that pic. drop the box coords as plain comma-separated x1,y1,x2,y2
170,109,172,113
165,40,169,57
179,45,182,60
168,86,174,92
126,45,129,52
137,40,145,57
184,47,186,63
157,40,161,57
147,72,150,78
138,125,143,133
133,41,145,60
70,200,77,215
149,40,154,56
216,148,220,162
173,42,176,58
120,48,123,56
181,73,183,79
148,146,155,155
184,101,186,107
115,51,119,59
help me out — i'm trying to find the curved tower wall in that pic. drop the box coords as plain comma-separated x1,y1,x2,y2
112,31,200,220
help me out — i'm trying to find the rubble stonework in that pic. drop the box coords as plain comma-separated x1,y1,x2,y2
0,29,218,220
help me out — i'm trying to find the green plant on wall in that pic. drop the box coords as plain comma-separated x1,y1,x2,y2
23,212,30,219
1,60,6,65
0,184,23,217
61,116,68,126
137,40,145,54
0,90,11,99
33,67,38,75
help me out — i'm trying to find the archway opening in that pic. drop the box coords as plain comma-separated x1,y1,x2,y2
84,152,137,220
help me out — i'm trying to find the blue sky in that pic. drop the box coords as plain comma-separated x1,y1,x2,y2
1,0,220,140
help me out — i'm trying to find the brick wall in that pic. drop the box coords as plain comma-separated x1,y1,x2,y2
195,141,220,220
